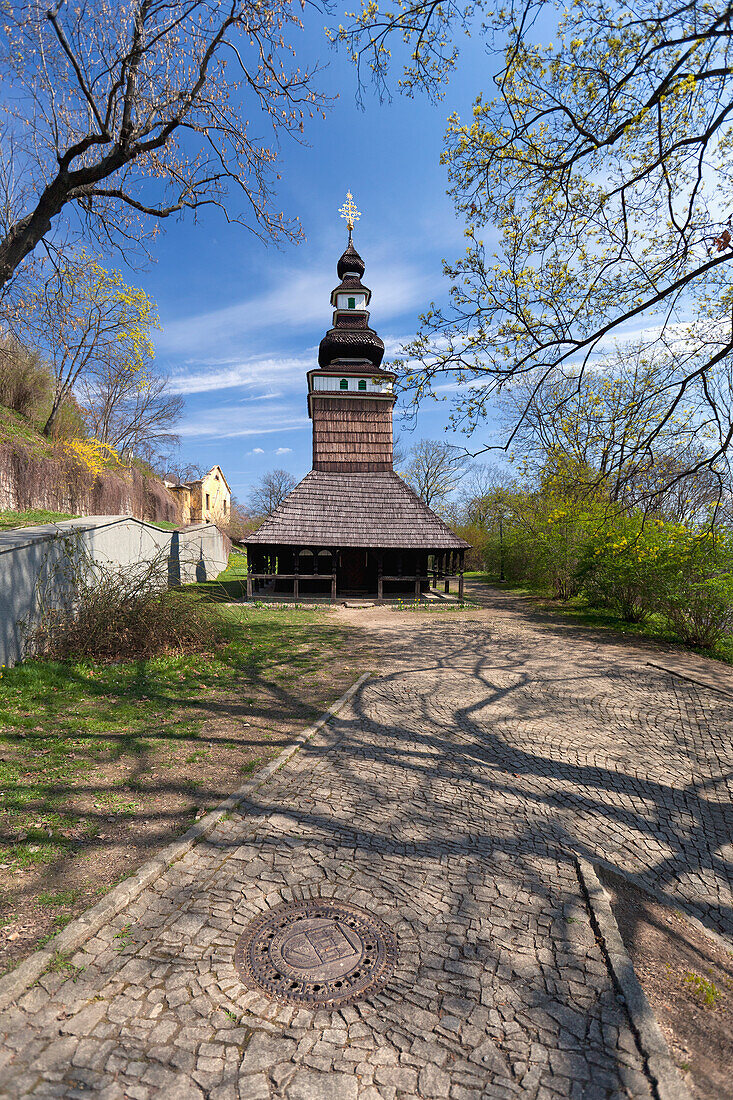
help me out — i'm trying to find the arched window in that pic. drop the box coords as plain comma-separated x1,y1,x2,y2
358,379,367,391
339,378,348,390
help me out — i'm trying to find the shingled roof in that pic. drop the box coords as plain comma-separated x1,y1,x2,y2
245,471,469,549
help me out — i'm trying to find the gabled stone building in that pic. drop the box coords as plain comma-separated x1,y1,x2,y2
167,465,231,526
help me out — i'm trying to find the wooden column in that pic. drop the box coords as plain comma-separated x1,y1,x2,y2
414,569,421,601
377,550,384,603
293,548,300,601
246,556,253,600
444,551,450,594
331,548,337,601
458,550,465,603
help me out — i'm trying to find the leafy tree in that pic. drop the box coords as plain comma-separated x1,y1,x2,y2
402,438,468,509
504,346,730,519
19,256,158,437
248,468,297,517
342,0,733,489
0,0,327,294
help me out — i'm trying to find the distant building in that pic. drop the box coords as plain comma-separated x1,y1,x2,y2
244,196,469,600
165,465,231,526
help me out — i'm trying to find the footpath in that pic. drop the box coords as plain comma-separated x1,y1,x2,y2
0,588,730,1099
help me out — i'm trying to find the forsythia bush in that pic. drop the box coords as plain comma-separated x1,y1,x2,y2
63,437,122,477
580,516,667,623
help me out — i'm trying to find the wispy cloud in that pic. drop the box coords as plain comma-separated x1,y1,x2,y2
275,446,292,455
156,264,435,357
178,403,309,439
167,353,313,396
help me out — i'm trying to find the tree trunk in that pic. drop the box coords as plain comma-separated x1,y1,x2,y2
42,394,64,438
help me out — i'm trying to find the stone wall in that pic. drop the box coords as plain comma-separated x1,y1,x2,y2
0,442,180,524
0,516,231,667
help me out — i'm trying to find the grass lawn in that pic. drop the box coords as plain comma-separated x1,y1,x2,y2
192,549,248,601
0,509,79,531
0,602,371,974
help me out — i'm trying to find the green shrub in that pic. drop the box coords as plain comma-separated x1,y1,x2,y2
655,527,733,647
579,516,664,622
583,519,733,645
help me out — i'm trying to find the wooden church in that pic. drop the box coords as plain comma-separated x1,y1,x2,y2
244,194,469,601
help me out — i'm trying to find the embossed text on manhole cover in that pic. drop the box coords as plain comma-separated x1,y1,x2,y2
234,899,398,1006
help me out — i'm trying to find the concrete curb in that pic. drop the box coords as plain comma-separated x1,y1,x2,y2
576,857,692,1100
589,854,733,955
646,660,733,700
0,671,372,1013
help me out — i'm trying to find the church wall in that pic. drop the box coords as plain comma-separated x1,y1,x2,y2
312,397,393,472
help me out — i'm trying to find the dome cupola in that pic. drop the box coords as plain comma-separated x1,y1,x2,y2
337,240,365,280
317,191,386,369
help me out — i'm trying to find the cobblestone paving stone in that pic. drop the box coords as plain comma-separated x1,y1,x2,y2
1,591,731,1099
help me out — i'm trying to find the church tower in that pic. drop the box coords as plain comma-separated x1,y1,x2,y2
244,192,468,600
308,200,395,472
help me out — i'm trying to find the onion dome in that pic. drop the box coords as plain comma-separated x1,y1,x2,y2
337,241,365,280
318,324,385,368
318,225,385,368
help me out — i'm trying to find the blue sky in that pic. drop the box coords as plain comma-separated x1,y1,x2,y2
123,20,500,503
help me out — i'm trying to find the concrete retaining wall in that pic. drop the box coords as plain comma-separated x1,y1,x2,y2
0,516,230,667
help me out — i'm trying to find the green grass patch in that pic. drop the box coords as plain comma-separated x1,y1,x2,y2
145,520,180,531
239,757,264,776
0,601,355,874
467,574,733,665
43,951,84,980
532,596,733,665
0,509,79,531
37,889,79,907
683,972,724,1007
219,551,248,579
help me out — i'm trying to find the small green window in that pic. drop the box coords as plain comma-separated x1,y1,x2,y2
358,379,367,391
347,296,356,309
340,378,349,390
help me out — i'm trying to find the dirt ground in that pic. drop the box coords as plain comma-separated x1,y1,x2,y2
599,867,733,1099
0,622,374,976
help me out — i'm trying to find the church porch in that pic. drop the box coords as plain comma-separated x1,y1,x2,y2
245,546,466,602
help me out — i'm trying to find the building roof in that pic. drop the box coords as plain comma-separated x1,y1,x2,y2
337,241,365,279
178,465,231,493
245,470,469,549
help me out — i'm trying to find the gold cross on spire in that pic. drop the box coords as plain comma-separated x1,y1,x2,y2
339,190,361,236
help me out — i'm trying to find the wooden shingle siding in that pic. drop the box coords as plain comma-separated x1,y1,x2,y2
312,397,393,471
246,471,469,549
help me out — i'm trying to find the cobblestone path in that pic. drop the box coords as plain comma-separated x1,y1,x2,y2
1,590,731,1100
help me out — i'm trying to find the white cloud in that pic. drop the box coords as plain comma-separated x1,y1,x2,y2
156,263,436,357
274,446,292,455
178,404,309,440
167,353,313,396
251,447,265,454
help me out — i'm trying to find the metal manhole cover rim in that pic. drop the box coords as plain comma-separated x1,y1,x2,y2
234,897,398,1006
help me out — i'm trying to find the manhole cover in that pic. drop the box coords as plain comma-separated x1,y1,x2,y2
234,899,398,1006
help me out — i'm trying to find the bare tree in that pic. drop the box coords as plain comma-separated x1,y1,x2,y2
458,464,514,524
402,439,468,509
248,468,297,517
0,0,328,294
79,363,184,465
162,459,206,484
